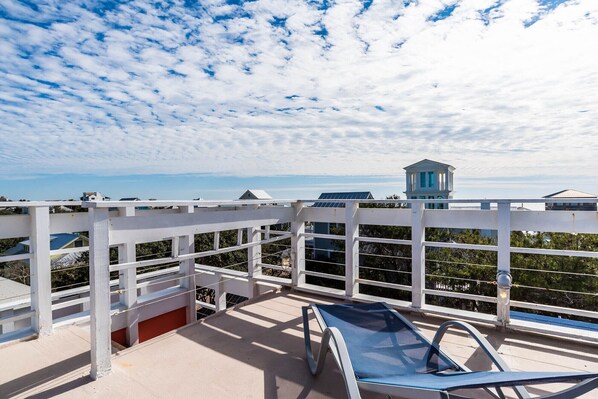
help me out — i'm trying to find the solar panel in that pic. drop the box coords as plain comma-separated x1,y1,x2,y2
312,192,374,208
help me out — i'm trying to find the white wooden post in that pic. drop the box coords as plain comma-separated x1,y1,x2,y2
497,202,512,324
411,202,426,308
179,205,196,324
291,201,305,287
1,309,15,333
89,208,111,379
237,229,243,246
213,231,220,250
345,202,359,297
30,206,52,336
118,207,138,346
215,274,226,312
247,226,262,298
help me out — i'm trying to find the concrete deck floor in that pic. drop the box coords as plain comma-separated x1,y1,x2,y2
1,289,597,399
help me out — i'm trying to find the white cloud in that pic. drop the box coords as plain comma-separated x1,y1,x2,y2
0,0,596,187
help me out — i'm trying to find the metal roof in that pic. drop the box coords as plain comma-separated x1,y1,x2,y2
313,192,374,208
17,233,83,251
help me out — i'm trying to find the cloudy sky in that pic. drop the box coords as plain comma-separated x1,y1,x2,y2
1,0,597,200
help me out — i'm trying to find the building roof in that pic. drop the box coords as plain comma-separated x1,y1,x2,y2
543,189,597,199
120,197,141,201
0,277,30,306
238,190,272,200
403,158,455,171
6,233,84,255
313,191,373,208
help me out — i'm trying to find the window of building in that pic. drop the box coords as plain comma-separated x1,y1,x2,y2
420,172,426,188
428,172,434,188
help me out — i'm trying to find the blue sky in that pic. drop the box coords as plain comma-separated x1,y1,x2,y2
1,0,597,201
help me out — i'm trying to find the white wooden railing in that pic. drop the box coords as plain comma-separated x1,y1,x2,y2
0,198,597,379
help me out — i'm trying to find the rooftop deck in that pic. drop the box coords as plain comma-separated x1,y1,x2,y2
2,288,597,399
1,198,597,398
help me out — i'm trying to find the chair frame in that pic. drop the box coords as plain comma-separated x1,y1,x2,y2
302,303,598,399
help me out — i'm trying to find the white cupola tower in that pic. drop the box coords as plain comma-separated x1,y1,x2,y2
404,159,455,209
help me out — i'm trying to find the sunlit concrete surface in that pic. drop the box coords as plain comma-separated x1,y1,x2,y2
1,289,597,399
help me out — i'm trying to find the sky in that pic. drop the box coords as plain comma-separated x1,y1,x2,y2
1,0,597,201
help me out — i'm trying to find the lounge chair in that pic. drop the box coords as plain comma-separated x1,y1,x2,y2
302,302,598,399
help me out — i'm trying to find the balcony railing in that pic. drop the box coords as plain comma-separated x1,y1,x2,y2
0,197,596,379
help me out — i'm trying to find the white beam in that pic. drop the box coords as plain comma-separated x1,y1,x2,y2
356,207,412,227
0,214,29,239
247,226,262,298
89,208,111,379
497,202,511,324
345,202,359,297
213,231,220,250
108,206,293,244
118,207,138,346
411,203,426,308
215,275,227,312
30,206,52,336
291,202,306,287
178,206,196,324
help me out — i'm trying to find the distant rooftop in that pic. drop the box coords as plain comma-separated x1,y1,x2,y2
238,189,272,200
313,191,374,208
543,189,597,199
2,233,83,256
403,158,455,171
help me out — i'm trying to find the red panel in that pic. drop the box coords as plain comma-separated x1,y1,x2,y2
111,328,127,347
138,307,187,343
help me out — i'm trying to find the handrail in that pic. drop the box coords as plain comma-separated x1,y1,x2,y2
0,198,597,351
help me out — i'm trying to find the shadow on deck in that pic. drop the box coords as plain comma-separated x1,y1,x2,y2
1,289,597,398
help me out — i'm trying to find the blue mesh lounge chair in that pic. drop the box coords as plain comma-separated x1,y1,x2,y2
302,302,598,399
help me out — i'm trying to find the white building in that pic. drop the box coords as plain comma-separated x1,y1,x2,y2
543,189,597,211
81,192,110,201
404,159,455,209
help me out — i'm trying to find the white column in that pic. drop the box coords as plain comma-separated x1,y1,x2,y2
247,226,262,298
215,274,226,312
237,229,243,246
291,201,306,287
178,205,196,324
497,202,511,324
1,309,15,333
411,203,426,308
118,206,138,346
480,201,492,238
89,207,111,379
30,206,52,336
345,202,359,297
213,231,220,250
